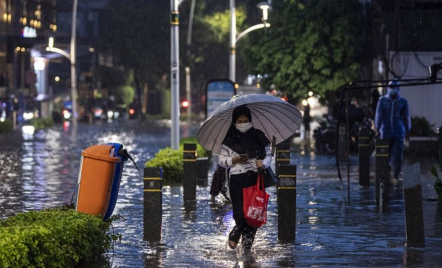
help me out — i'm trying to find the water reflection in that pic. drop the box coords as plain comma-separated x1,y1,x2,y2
1,122,442,267
403,248,424,266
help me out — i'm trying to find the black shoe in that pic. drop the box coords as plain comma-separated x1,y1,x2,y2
221,191,231,202
228,226,241,249
241,227,256,251
242,249,256,266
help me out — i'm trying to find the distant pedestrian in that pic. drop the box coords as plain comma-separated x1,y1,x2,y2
303,102,311,139
348,97,365,129
375,80,411,184
371,89,380,117
0,73,5,87
209,164,230,202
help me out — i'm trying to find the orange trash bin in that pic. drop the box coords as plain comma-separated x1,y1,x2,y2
76,144,121,218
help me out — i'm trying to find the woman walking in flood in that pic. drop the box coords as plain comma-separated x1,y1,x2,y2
218,105,273,251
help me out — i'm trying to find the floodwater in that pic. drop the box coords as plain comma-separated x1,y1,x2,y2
1,120,442,268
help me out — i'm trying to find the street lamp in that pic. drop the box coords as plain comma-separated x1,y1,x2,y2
170,0,189,150
46,0,78,126
229,0,271,83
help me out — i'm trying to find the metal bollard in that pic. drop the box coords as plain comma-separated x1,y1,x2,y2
196,157,209,187
403,163,425,247
277,164,297,242
183,143,197,201
358,130,370,187
375,138,390,212
143,167,162,242
276,140,290,177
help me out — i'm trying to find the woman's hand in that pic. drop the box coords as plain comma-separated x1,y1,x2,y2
256,159,263,169
232,154,248,165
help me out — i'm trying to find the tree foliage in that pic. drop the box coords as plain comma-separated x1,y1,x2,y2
244,0,370,102
98,1,170,99
183,2,248,92
97,0,262,112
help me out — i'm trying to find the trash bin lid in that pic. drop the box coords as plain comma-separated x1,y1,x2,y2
81,144,121,162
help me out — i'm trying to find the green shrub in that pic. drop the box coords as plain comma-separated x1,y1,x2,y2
146,147,183,183
431,165,442,203
0,120,13,134
0,209,117,268
141,113,170,121
432,125,442,202
410,117,436,137
145,137,211,183
30,118,54,129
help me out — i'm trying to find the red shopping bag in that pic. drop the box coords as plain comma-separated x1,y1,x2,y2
243,173,270,228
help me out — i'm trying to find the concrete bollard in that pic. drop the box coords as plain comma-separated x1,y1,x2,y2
196,157,209,187
143,167,162,242
277,164,297,242
358,130,370,187
276,140,290,177
375,138,390,212
403,163,425,247
183,143,197,201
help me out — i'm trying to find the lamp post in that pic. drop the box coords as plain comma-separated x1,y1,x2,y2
229,1,271,83
46,0,78,126
170,0,187,150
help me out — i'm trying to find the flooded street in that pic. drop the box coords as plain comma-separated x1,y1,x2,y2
1,121,442,267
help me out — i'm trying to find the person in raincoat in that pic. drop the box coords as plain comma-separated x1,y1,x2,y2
375,80,411,183
218,105,272,251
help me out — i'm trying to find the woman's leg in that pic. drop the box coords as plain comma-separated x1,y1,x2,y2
242,224,257,251
390,137,404,180
228,172,257,248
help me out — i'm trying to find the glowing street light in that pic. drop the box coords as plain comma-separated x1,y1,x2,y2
46,0,78,126
229,0,271,83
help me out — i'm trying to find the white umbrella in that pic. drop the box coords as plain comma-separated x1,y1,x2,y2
197,94,303,153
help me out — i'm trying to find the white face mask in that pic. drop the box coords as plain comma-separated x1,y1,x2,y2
236,122,253,133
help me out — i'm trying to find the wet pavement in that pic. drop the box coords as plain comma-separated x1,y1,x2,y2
1,120,442,267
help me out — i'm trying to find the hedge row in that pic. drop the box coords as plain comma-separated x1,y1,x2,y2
0,120,13,133
30,118,54,129
145,137,211,183
0,209,117,268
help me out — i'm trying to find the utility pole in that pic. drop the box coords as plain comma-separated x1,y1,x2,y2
170,0,181,150
71,0,78,125
229,0,236,82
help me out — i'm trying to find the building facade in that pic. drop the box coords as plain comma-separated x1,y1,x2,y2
0,0,107,121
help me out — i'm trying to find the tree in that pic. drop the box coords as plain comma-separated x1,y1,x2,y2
98,0,170,103
97,0,258,114
244,0,370,103
184,2,247,84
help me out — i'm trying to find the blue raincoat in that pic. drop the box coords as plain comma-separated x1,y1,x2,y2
375,89,411,139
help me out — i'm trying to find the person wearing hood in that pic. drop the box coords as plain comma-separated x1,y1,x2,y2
218,105,272,252
375,80,411,184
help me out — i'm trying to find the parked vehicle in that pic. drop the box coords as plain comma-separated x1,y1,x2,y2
314,115,375,155
313,115,338,154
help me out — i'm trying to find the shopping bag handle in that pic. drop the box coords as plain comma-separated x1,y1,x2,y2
257,173,265,190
